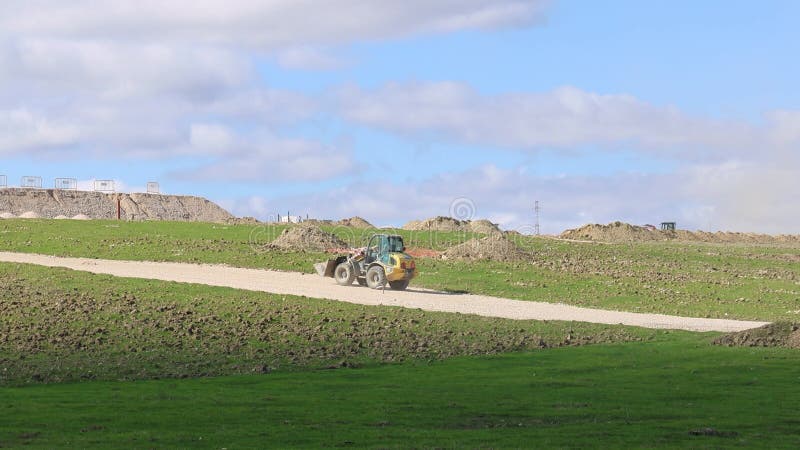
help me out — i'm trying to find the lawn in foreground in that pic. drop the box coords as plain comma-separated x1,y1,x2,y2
2,336,799,448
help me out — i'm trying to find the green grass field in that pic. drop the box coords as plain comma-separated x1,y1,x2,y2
3,336,799,448
2,219,799,447
2,219,799,320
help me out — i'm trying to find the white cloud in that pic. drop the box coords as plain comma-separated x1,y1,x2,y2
189,124,237,154
335,82,793,160
0,109,81,153
0,38,250,101
275,46,346,70
175,135,357,183
680,161,800,234
229,162,800,234
0,1,548,49
0,1,550,182
200,89,317,123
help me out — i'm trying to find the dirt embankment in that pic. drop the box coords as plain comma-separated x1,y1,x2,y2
336,216,374,229
0,188,233,222
267,224,347,252
443,234,529,262
403,216,501,234
561,221,800,246
713,322,800,349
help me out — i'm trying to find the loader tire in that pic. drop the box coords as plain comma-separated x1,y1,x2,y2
334,263,356,286
388,280,409,291
365,265,387,289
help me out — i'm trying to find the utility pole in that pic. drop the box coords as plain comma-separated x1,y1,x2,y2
534,200,541,236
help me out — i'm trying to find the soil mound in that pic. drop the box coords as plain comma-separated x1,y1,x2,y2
304,219,334,226
54,215,69,220
71,214,90,220
713,322,800,349
442,234,529,262
225,216,261,225
561,221,800,246
468,219,501,234
404,216,501,234
0,212,14,219
268,224,347,252
560,221,668,242
337,216,374,229
18,211,40,219
404,216,465,231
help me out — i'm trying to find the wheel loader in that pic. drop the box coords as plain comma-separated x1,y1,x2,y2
314,234,416,290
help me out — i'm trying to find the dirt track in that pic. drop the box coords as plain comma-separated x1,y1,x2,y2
0,252,768,332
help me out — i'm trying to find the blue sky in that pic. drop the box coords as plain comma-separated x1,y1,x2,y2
1,1,799,233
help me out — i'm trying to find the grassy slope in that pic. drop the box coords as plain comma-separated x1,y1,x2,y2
2,219,799,320
2,337,799,448
0,262,658,385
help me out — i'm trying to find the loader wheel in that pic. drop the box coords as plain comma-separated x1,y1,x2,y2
365,265,387,289
356,277,367,286
388,280,409,291
334,263,355,286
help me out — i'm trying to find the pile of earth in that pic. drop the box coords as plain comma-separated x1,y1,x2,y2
0,188,233,223
674,230,800,245
403,216,501,234
337,216,374,229
560,222,669,242
560,221,800,246
225,216,261,225
713,322,800,349
442,234,529,262
268,224,347,252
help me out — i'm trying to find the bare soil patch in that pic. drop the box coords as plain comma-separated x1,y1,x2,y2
713,322,800,349
405,247,442,258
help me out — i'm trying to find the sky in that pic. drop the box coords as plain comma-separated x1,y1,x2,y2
1,0,799,234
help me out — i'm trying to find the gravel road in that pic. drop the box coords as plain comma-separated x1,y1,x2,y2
0,252,768,332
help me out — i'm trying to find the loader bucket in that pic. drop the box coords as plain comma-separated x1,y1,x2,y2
314,259,338,277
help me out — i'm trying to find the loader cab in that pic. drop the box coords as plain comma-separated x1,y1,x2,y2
365,234,405,265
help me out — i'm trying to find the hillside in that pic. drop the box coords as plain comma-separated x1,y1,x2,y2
0,188,233,222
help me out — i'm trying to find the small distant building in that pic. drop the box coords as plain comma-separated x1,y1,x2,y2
660,222,676,231
278,215,303,224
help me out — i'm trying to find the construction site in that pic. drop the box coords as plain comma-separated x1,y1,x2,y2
2,184,800,447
